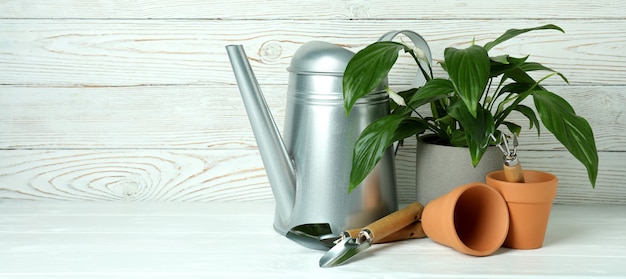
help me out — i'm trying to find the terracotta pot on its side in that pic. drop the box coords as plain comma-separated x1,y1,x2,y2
486,170,558,249
421,182,509,256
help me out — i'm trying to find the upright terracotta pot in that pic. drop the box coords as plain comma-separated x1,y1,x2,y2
421,182,509,256
486,170,558,249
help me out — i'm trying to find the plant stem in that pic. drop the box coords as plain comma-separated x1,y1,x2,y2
407,48,433,81
488,76,507,112
407,104,443,137
482,78,493,107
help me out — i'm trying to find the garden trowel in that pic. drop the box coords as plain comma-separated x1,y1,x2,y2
287,216,427,251
319,202,425,267
286,223,339,250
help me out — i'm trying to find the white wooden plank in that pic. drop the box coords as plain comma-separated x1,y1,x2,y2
1,19,624,86
0,149,623,203
1,0,624,19
0,85,285,150
0,150,272,202
1,85,622,151
0,202,624,278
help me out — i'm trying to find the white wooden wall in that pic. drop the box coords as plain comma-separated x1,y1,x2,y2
1,1,624,204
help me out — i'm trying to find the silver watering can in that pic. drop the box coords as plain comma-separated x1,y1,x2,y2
225,32,430,248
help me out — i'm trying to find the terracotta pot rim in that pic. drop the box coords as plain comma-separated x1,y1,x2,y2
424,182,509,256
486,170,557,184
486,170,558,204
458,184,509,256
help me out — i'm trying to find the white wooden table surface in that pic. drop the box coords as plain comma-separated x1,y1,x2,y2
1,201,624,278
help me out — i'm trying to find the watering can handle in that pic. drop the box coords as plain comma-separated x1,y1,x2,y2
378,31,432,154
378,30,432,88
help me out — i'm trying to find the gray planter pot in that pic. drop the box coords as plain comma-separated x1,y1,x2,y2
415,140,502,205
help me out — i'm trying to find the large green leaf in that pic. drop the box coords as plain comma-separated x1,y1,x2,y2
498,82,535,95
449,130,467,146
533,90,598,187
513,104,541,136
520,62,569,84
390,79,453,121
444,45,491,118
503,66,536,84
447,100,495,166
492,82,535,124
406,78,454,108
348,114,428,193
484,24,564,51
502,121,522,136
343,42,406,114
393,118,431,143
489,55,528,78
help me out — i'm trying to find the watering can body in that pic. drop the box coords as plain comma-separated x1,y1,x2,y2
226,41,397,237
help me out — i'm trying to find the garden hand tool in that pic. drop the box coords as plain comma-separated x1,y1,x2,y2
288,219,426,251
491,133,525,183
286,223,340,250
319,202,425,267
286,200,389,250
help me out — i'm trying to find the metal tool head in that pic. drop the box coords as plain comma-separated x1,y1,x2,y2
319,231,373,268
286,223,340,251
490,133,520,165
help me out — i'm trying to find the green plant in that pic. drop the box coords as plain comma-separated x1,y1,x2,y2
344,24,598,193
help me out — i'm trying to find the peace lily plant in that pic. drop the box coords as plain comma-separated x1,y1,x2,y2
344,24,598,193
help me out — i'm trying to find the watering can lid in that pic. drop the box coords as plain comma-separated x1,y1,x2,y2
287,41,354,75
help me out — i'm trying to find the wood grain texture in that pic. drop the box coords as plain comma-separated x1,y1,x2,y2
1,19,625,86
1,1,625,203
0,148,622,204
1,0,625,19
1,85,623,151
0,150,271,202
0,85,284,150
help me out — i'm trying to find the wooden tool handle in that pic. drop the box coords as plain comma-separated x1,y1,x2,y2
504,163,525,183
345,228,361,239
360,202,424,243
376,222,426,243
345,221,426,243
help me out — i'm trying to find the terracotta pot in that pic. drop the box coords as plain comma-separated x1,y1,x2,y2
415,139,502,205
486,170,558,249
422,182,509,256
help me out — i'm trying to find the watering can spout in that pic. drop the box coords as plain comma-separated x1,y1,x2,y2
226,45,297,223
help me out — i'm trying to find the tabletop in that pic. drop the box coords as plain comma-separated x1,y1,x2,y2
1,201,625,278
